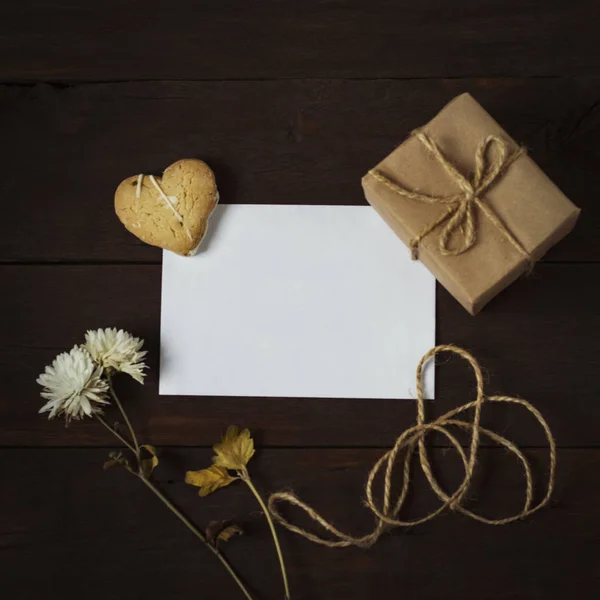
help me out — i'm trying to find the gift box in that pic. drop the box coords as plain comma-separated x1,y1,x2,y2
361,93,581,314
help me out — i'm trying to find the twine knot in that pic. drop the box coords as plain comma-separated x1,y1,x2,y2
369,131,530,262
268,345,556,549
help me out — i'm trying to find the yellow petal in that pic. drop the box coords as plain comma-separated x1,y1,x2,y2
205,521,244,547
140,444,159,478
217,524,243,544
185,465,236,496
212,426,255,470
237,429,255,464
224,425,239,441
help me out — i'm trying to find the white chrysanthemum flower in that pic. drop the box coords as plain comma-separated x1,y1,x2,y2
37,346,110,423
84,328,147,384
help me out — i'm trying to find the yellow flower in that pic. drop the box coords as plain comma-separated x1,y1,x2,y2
185,426,255,497
185,465,236,497
212,426,255,471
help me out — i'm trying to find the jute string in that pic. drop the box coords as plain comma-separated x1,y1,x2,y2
368,132,531,263
136,174,192,241
268,345,556,548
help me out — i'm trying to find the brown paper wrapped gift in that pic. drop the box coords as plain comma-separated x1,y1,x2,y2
361,93,581,314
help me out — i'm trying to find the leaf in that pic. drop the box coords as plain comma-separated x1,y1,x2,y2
185,465,236,497
103,451,131,472
205,521,243,547
217,524,243,545
140,444,159,478
205,520,224,545
212,425,255,470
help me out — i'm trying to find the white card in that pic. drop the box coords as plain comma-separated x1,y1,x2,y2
160,204,435,399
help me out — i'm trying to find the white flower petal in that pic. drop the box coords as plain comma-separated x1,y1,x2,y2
84,328,147,383
79,395,91,415
37,346,109,424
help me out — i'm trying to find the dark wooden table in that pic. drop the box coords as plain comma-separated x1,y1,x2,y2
2,2,600,599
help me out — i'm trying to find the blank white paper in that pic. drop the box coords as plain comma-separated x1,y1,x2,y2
160,204,435,399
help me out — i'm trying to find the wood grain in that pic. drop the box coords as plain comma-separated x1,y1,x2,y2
0,78,598,263
0,1,599,81
3,2,600,598
2,263,597,448
0,447,596,600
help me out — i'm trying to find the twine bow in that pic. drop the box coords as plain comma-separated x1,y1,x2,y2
368,131,530,261
268,345,556,549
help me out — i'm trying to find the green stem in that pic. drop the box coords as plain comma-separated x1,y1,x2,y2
96,414,136,454
242,469,291,600
106,371,140,459
138,475,255,600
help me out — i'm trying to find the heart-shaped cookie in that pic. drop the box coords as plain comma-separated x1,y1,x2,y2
115,159,219,256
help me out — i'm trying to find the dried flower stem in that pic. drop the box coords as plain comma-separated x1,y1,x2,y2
96,414,136,454
106,370,140,459
240,467,291,600
137,475,255,600
96,416,255,600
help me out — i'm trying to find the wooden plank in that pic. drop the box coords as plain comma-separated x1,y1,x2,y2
0,447,597,600
1,263,597,447
0,78,598,263
0,1,599,81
